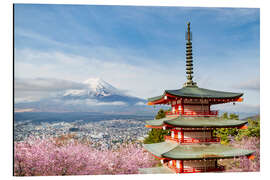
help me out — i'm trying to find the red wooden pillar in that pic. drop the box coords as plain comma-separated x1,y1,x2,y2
180,160,184,173
181,131,184,143
174,129,178,139
181,100,184,115
175,104,179,115
173,160,176,167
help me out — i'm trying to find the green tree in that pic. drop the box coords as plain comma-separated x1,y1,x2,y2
236,117,260,140
144,109,169,144
222,112,229,119
213,112,240,144
229,113,239,120
143,129,169,144
214,113,260,143
155,109,166,119
221,112,239,120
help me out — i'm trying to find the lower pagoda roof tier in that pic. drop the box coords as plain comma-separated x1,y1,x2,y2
148,86,243,105
143,141,254,160
145,116,247,129
145,116,177,128
139,167,174,174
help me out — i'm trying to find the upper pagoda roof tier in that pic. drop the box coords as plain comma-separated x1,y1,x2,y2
143,141,254,160
148,86,243,105
145,116,247,129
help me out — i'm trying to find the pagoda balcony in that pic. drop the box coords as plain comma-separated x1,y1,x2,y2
166,164,224,173
164,135,220,144
166,110,218,117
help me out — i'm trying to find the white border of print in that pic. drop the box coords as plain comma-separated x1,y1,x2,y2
1,1,268,180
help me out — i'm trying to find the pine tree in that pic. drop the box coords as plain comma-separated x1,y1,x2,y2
143,109,169,144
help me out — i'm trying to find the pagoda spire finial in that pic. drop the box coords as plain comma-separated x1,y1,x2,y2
184,22,197,87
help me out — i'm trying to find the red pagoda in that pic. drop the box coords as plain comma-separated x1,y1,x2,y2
140,22,254,174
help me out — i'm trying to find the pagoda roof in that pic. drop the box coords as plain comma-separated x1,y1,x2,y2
143,141,254,160
145,117,176,127
139,167,174,174
148,86,243,103
145,116,177,127
145,116,247,128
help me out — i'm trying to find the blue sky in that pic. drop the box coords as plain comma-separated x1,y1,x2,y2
14,4,260,113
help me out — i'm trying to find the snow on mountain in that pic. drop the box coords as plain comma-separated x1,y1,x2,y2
84,78,124,96
63,78,124,98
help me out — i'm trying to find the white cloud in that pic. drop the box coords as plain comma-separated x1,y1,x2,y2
15,78,87,92
208,8,259,26
213,103,260,114
94,101,127,106
135,101,147,106
14,77,88,102
64,99,127,106
15,97,41,103
14,48,187,99
16,28,72,49
232,78,260,91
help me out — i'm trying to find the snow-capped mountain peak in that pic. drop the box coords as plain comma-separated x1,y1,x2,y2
63,78,123,98
83,78,104,91
83,78,123,96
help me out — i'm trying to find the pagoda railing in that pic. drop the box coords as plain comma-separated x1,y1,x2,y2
164,135,220,144
166,164,225,173
166,110,218,117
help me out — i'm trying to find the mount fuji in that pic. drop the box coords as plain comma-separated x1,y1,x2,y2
61,78,145,105
15,78,154,114
63,78,128,100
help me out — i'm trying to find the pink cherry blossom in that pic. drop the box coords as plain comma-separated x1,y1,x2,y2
14,137,158,176
222,137,260,172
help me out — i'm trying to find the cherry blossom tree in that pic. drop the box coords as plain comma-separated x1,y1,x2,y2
14,137,158,176
221,137,260,172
